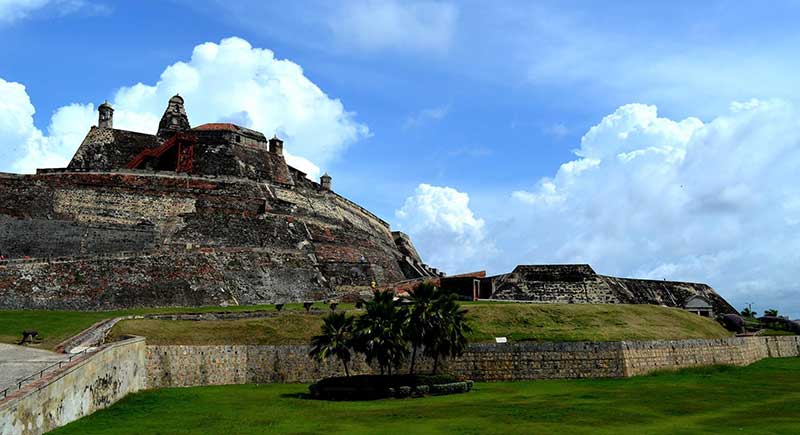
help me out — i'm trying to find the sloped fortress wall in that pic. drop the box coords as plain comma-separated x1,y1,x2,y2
0,171,420,309
490,265,736,314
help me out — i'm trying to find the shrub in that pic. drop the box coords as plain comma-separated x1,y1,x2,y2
308,374,471,400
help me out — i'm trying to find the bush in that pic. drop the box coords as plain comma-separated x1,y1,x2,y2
309,374,472,400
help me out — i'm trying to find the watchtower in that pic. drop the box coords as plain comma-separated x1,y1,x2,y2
98,101,114,129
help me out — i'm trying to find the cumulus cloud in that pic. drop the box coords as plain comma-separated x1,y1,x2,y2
506,100,800,316
395,183,495,274
0,37,368,176
330,0,458,53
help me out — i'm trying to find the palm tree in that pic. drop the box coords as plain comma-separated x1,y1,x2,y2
405,282,438,374
353,290,408,375
424,291,471,374
309,311,355,377
764,308,779,317
741,307,757,318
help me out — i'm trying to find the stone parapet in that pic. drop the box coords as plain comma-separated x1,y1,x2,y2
145,336,800,388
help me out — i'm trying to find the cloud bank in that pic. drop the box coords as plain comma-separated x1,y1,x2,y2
400,100,800,316
395,183,495,274
0,37,369,178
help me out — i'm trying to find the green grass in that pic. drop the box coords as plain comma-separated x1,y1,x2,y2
0,303,350,349
108,303,729,345
50,357,800,434
0,303,730,349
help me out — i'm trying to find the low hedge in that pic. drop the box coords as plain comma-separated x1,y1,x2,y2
309,374,473,400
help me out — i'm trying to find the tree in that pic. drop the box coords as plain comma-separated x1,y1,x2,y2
741,307,757,318
353,290,408,375
764,308,779,317
424,291,471,374
309,311,355,377
405,282,438,374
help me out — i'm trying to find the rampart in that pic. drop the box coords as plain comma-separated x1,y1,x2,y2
0,170,436,310
145,336,800,388
0,336,146,435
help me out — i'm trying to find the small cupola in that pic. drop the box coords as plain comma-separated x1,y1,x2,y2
320,172,332,191
98,101,114,129
269,135,284,156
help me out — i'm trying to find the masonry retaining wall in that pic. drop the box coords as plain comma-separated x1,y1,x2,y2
145,335,800,388
0,337,146,435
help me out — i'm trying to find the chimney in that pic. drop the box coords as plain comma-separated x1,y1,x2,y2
320,172,332,191
269,135,284,156
98,101,114,129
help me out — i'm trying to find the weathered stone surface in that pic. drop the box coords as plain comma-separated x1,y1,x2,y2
0,337,146,435
145,335,800,387
0,122,434,310
490,264,736,314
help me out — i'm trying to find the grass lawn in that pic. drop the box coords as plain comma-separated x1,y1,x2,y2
50,357,800,435
107,303,729,345
0,303,336,349
0,303,730,349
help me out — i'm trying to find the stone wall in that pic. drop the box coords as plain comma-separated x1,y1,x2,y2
145,336,800,388
0,337,146,435
0,170,425,310
490,264,737,314
621,336,800,376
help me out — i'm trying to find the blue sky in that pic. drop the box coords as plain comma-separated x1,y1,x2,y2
2,0,800,317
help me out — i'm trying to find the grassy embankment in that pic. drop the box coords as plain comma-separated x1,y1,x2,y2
50,357,800,435
0,302,728,349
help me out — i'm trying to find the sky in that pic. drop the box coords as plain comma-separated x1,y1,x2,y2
1,0,799,317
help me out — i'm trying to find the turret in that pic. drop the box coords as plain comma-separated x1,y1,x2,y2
269,135,284,156
320,172,332,191
157,94,191,139
98,101,114,129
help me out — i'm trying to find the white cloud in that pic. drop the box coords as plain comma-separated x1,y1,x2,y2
395,183,495,274
403,105,449,129
330,0,458,53
505,100,800,317
1,37,369,176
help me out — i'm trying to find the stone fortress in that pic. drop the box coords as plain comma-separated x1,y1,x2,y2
0,95,736,314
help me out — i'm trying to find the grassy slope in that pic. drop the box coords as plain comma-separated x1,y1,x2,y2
50,357,800,435
0,303,334,349
105,303,730,345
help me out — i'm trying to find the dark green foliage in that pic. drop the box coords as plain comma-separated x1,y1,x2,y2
309,312,355,377
309,374,467,400
764,308,779,317
741,307,757,318
352,290,408,375
422,290,472,374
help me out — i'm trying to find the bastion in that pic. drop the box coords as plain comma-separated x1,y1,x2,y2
0,96,439,310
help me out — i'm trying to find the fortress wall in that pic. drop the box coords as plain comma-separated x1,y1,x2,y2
144,336,800,388
0,171,413,307
0,337,146,435
0,249,327,310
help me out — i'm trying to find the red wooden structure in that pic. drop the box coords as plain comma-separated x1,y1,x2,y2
125,132,196,173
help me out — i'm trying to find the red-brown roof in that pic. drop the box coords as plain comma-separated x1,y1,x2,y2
193,123,240,132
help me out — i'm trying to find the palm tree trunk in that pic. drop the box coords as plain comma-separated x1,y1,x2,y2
410,345,417,375
432,355,439,374
343,360,350,377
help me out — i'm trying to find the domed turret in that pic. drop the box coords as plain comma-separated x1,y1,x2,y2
157,94,191,139
320,172,332,191
98,101,114,129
